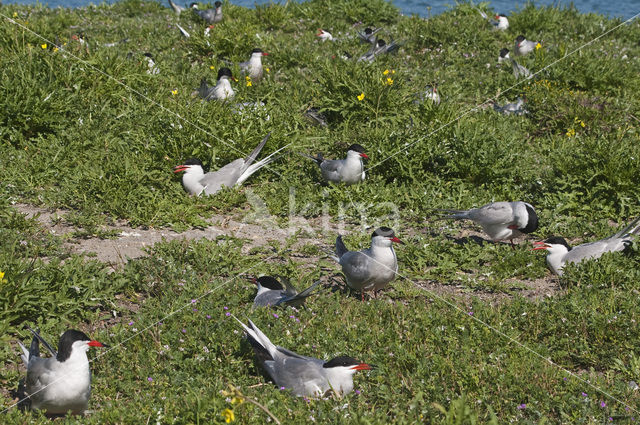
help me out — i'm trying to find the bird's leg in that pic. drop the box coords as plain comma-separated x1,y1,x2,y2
510,239,516,250
361,291,365,302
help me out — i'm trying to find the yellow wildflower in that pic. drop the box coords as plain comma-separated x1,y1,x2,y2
383,77,393,86
171,89,178,95
566,128,575,137
535,42,542,50
231,396,244,405
13,12,18,18
53,46,59,52
209,65,215,70
383,69,390,75
0,271,5,283
222,408,235,423
41,43,47,50
245,76,252,86
265,67,270,73
357,92,365,101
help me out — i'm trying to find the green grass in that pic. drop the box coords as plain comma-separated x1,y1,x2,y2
1,0,640,423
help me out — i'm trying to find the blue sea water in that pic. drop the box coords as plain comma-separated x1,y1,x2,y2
2,0,639,20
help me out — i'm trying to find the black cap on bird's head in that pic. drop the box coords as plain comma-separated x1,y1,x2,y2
347,144,369,159
57,330,104,362
498,13,507,17
173,158,204,173
521,204,539,234
376,39,386,47
364,27,373,35
143,52,154,59
515,35,526,43
533,236,571,252
499,48,509,58
217,67,233,80
372,227,404,244
323,356,372,371
190,2,198,8
215,1,222,7
253,276,284,290
251,48,268,56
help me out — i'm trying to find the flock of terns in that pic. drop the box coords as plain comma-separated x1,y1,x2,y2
12,0,640,417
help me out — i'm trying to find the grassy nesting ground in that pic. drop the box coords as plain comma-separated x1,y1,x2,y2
1,0,640,422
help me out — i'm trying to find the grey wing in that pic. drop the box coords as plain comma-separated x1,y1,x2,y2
319,159,343,181
567,239,628,264
469,202,514,225
26,357,54,392
239,60,250,71
271,356,327,396
340,251,373,289
201,159,245,195
253,291,286,308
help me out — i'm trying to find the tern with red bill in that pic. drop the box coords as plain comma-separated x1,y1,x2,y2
234,317,373,397
193,67,234,101
18,327,105,415
533,217,640,276
250,276,321,309
475,8,508,30
514,35,539,56
173,133,286,196
334,227,404,301
239,48,268,81
316,29,334,42
301,144,368,185
438,201,538,247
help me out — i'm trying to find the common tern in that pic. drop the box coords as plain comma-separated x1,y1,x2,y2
250,276,320,309
514,35,539,56
18,328,105,415
239,48,268,81
334,227,404,300
302,144,368,185
510,58,531,79
439,201,538,247
193,67,234,101
357,27,381,45
533,217,640,276
475,8,508,30
316,29,334,42
143,52,159,75
168,0,186,14
235,318,372,397
191,1,222,25
498,48,510,63
420,84,440,105
173,133,284,196
358,39,400,63
493,97,527,115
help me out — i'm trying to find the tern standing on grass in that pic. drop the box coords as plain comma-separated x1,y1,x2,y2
334,227,404,301
438,201,538,247
18,328,105,415
239,48,268,81
302,144,368,185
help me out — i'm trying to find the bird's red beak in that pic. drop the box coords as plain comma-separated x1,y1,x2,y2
390,236,404,244
247,276,258,284
262,52,268,56
360,153,369,159
88,341,105,348
532,241,549,251
316,29,323,36
173,165,188,173
494,15,499,19
352,363,372,371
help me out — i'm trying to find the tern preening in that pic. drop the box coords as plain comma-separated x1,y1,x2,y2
190,1,222,25
168,0,186,14
239,48,268,81
173,133,285,196
193,67,234,101
510,58,531,79
439,201,539,247
357,27,381,45
334,227,404,301
250,276,321,309
302,144,368,185
316,29,334,42
514,35,539,56
358,39,401,62
235,318,373,397
18,328,105,415
533,217,640,276
493,97,527,115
